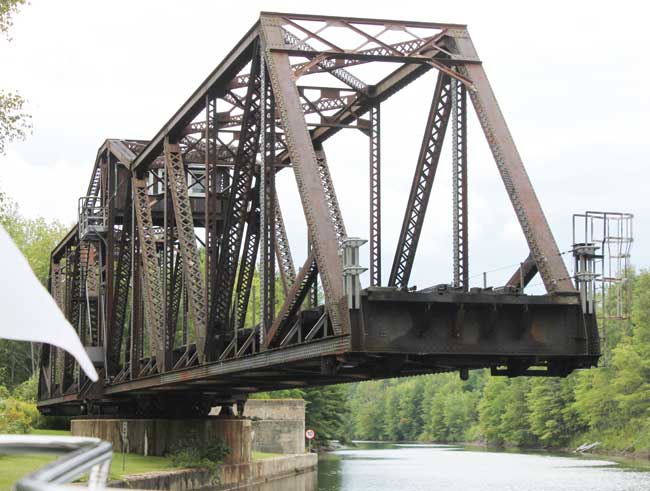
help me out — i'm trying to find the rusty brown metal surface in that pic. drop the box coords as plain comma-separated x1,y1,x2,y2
38,13,595,416
451,30,574,293
164,140,207,360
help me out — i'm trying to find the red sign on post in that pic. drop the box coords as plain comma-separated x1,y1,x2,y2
305,429,315,440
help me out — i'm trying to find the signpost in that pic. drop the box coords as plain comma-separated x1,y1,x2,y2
120,422,128,470
305,428,315,452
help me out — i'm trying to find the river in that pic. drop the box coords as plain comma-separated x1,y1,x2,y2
247,442,650,491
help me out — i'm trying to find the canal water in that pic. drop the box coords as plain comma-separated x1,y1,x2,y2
247,442,650,490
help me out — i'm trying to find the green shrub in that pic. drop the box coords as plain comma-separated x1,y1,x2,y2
0,396,38,433
167,438,229,484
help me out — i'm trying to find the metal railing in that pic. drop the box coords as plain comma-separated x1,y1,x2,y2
0,435,113,491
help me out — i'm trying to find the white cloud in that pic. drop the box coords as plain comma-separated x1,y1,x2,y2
0,0,647,290
0,149,86,225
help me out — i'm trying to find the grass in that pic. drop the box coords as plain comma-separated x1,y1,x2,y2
0,428,285,490
0,429,179,490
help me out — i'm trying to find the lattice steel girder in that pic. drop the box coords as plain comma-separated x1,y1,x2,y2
390,72,453,289
107,181,132,375
209,46,263,355
263,253,318,349
449,30,574,293
132,176,166,369
369,103,381,286
452,77,468,291
232,184,260,333
130,26,259,173
260,16,349,336
274,194,296,295
164,140,207,360
313,148,347,246
259,57,276,335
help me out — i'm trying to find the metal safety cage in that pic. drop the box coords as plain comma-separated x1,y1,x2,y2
78,196,107,241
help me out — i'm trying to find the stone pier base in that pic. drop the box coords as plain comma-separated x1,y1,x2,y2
71,417,252,464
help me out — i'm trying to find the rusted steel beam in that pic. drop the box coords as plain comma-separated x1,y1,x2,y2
132,176,165,371
232,184,260,333
390,72,453,289
369,103,381,286
314,147,347,246
451,31,574,293
280,30,366,92
259,58,276,336
130,26,259,173
274,194,295,295
507,253,538,289
264,253,318,349
164,140,207,360
452,76,468,291
261,16,349,336
209,45,263,357
131,226,144,379
261,11,467,30
107,180,132,375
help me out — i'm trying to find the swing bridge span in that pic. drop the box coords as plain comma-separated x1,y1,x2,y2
37,12,599,417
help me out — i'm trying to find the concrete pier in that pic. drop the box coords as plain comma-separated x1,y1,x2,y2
243,399,306,454
71,417,252,464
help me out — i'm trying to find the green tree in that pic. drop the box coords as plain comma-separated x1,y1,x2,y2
1,0,31,154
0,190,68,387
478,377,508,445
499,378,534,447
528,378,581,447
304,385,349,442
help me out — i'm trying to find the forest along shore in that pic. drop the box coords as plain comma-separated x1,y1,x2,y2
342,271,650,458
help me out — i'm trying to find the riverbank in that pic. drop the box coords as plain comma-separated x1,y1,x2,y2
0,428,316,491
337,439,650,471
460,441,650,467
109,453,317,490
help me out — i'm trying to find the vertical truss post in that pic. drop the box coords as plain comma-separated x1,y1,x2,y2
205,96,218,322
260,56,277,341
209,43,262,357
107,180,132,375
232,177,260,334
162,164,170,369
369,102,381,286
132,176,165,371
452,76,469,291
103,153,115,356
130,212,143,378
389,72,453,289
261,16,349,335
63,244,81,390
164,139,208,360
167,247,183,344
452,32,574,293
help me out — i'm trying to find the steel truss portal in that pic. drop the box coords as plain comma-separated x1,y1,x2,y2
38,13,598,417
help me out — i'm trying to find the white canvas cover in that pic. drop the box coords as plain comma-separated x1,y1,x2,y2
0,225,98,381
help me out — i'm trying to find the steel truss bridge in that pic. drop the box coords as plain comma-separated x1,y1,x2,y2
37,12,599,417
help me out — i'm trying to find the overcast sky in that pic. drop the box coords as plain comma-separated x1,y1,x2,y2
0,0,647,292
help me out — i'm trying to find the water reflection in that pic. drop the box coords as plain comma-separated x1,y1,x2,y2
233,443,650,491
319,442,650,491
237,469,317,490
